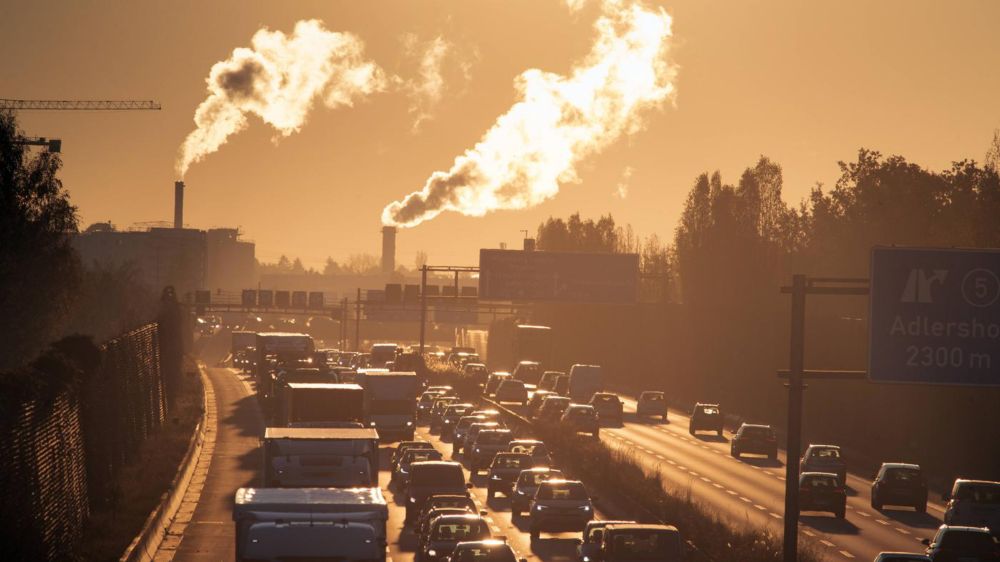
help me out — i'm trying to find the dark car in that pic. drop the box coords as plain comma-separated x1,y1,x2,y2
529,479,595,540
441,403,476,440
527,390,555,418
419,514,493,562
393,441,436,472
463,363,489,386
944,479,1000,537
731,423,777,460
576,520,636,562
512,361,543,386
443,539,527,562
873,553,931,562
458,421,504,458
872,463,928,512
799,472,847,518
468,429,515,473
416,494,480,537
486,452,534,499
636,391,667,421
801,444,847,486
512,467,565,515
538,371,564,392
485,373,512,397
507,439,552,467
553,374,570,397
453,416,487,454
394,448,445,488
922,525,999,561
689,403,724,436
419,390,448,421
600,523,684,562
405,461,473,523
561,404,600,438
590,393,624,426
536,396,571,423
430,396,460,430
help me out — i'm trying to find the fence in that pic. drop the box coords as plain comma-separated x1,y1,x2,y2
0,307,183,560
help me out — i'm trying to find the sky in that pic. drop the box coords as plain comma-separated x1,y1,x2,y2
2,0,998,270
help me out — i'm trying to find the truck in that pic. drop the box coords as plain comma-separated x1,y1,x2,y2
356,371,419,441
254,332,315,401
486,321,553,371
262,427,380,487
280,382,365,427
369,343,399,368
233,487,388,562
568,364,602,403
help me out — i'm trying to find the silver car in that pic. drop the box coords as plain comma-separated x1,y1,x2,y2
529,479,595,541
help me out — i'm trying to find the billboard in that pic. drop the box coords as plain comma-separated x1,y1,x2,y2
479,249,639,303
870,246,1000,386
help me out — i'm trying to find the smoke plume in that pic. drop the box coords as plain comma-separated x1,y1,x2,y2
402,34,452,131
381,0,676,228
177,19,386,176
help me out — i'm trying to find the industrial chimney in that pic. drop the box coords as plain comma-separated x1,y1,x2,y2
174,180,185,229
381,226,397,274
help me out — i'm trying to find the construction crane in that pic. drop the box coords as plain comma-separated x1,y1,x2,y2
0,99,161,111
2,98,161,152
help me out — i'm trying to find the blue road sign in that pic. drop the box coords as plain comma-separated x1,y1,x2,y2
870,246,1000,386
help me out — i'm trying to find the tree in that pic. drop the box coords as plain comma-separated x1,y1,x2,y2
414,251,428,270
0,110,80,370
344,253,379,275
986,128,1000,173
323,257,341,276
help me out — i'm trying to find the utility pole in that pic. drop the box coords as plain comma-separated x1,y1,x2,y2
782,274,806,562
340,297,348,351
355,288,362,352
419,265,428,355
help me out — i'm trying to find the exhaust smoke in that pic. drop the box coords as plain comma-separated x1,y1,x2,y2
176,19,386,176
381,0,676,228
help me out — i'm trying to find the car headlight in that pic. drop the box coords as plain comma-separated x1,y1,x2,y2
406,421,414,427
581,505,591,511
475,448,481,453
492,475,502,480
409,497,417,503
370,422,377,427
428,550,437,557
535,505,547,511
583,557,590,562
516,489,525,495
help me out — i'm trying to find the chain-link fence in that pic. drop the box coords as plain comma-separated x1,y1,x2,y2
0,297,183,560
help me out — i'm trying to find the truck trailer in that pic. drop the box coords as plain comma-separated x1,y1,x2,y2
280,382,365,427
357,370,419,441
262,427,379,487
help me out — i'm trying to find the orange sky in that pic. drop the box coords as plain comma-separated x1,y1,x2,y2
2,0,998,269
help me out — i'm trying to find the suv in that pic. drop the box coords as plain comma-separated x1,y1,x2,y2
512,468,564,516
419,514,492,562
590,393,624,426
553,374,570,396
468,429,515,473
872,463,928,512
536,396,571,422
418,390,448,421
798,472,847,518
689,403,724,436
800,444,847,485
463,363,489,386
529,479,595,541
922,525,999,561
495,379,529,405
561,404,600,438
944,479,1000,535
507,439,552,467
873,554,930,562
453,416,487,453
444,539,527,562
538,371,564,392
416,494,480,537
393,441,436,473
601,523,684,562
485,373,512,397
636,391,667,421
405,461,472,523
527,390,555,417
731,423,778,460
393,448,444,489
512,361,543,386
458,421,504,457
441,404,476,440
486,452,533,499
577,520,636,562
430,397,459,430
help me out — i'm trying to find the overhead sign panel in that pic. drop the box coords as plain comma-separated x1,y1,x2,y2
479,249,639,303
870,246,1000,386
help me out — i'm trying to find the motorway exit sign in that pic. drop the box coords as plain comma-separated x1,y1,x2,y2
869,246,1000,386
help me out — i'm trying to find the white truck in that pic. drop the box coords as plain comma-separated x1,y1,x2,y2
357,370,419,441
568,364,603,403
369,343,399,368
262,427,380,487
233,487,387,562
280,382,365,427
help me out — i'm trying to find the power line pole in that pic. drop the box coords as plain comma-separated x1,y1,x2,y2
355,288,362,352
419,265,428,355
782,274,806,562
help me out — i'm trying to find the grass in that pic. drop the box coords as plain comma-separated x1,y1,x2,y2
75,363,204,561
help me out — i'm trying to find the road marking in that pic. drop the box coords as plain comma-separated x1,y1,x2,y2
856,511,870,517
803,529,816,537
769,512,782,519
820,540,835,547
895,527,910,535
689,471,700,476
700,477,712,483
678,465,687,470
726,490,738,495
655,454,665,460
667,459,677,465
740,496,752,503
876,519,890,526
712,483,724,489
839,550,855,558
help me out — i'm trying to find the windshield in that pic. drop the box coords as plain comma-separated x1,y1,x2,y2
885,468,922,483
403,451,442,466
477,432,511,445
457,417,484,430
428,498,474,511
804,475,840,489
939,530,996,553
431,519,490,541
954,482,1000,503
493,455,530,469
698,407,719,416
567,408,595,417
446,406,472,417
412,465,465,488
521,471,563,486
451,545,517,562
643,393,664,400
741,426,773,438
812,448,841,460
537,482,588,500
609,530,682,561
594,395,618,403
509,443,540,455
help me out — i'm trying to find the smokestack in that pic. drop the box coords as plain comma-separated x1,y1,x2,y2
381,226,396,274
174,181,185,229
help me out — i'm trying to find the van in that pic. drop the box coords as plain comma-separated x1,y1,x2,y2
568,364,602,403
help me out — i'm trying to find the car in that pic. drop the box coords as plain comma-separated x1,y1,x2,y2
589,393,624,425
416,494,480,537
527,390,555,417
538,371,565,392
441,403,476,440
635,391,667,421
394,448,444,488
468,429,515,473
921,524,999,561
393,441,437,472
689,403,724,436
512,361,543,386
418,390,448,420
507,439,553,467
430,397,460,430
944,479,1000,536
463,363,489,386
872,463,928,512
486,452,534,499
458,421,504,457
798,472,847,518
536,395,571,422
405,461,473,523
485,373,512,397
428,385,455,394
529,479,595,540
873,554,931,562
495,379,529,405
600,523,684,562
553,374,570,396
577,520,636,562
443,539,527,562
453,415,487,453
512,468,565,516
801,444,847,485
419,514,493,562
561,404,600,438
731,423,778,460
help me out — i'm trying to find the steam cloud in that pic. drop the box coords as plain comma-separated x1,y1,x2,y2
403,34,452,131
381,0,676,228
176,19,386,176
